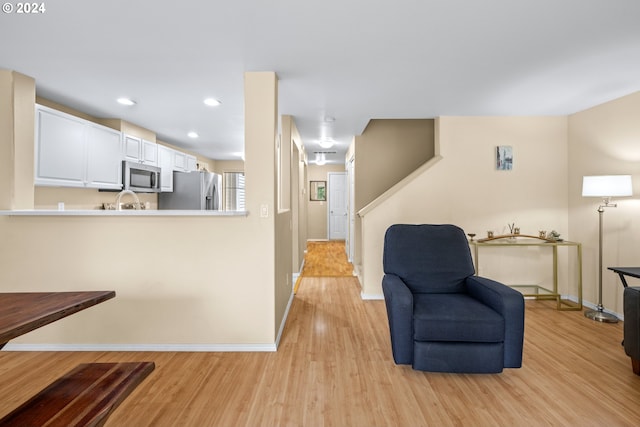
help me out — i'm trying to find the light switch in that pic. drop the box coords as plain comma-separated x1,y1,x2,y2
260,204,269,218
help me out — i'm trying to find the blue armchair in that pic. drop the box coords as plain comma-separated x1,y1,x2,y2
382,224,525,373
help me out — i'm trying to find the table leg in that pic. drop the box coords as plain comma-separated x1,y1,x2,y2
553,245,559,309
617,273,629,288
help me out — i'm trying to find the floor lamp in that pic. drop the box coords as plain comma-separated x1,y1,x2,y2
582,175,633,323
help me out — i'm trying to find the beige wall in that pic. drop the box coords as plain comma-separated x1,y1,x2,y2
568,91,640,316
307,164,346,240
34,186,159,210
351,119,435,272
212,160,245,175
0,71,291,348
281,115,307,272
359,116,569,298
355,119,435,210
0,70,35,210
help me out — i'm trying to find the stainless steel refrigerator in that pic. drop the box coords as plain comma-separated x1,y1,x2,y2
158,171,221,210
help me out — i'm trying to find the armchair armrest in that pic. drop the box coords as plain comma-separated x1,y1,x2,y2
465,275,525,368
382,274,414,365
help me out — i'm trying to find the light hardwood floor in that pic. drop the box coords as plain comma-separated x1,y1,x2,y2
1,277,639,426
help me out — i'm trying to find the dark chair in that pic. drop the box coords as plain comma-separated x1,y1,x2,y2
623,287,640,375
382,224,525,373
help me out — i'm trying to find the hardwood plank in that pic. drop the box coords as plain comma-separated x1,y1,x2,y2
0,278,639,426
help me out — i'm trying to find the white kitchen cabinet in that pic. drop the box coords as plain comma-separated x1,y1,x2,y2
142,139,158,165
35,107,86,187
86,124,124,189
124,135,141,162
124,135,158,166
173,150,187,171
173,151,197,172
158,144,174,192
35,105,123,189
186,155,197,172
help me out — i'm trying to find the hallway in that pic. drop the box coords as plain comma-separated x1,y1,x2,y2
300,240,353,278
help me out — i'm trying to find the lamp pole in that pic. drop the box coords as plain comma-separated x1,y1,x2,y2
584,201,619,323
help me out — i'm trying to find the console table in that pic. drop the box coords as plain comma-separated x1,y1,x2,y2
470,237,583,310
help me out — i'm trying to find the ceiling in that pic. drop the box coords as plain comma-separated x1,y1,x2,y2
2,1,639,165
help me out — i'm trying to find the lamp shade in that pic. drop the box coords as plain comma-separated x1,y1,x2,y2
582,175,633,197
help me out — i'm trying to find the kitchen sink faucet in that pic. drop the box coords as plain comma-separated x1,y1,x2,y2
114,190,141,210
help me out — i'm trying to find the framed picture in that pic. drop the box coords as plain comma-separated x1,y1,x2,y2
310,181,326,201
496,146,513,170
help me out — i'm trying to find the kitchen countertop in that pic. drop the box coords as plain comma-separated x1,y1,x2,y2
0,209,249,217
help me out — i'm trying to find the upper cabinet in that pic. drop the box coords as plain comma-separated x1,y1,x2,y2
124,135,157,166
172,151,198,172
171,151,197,173
35,105,123,190
186,154,197,172
157,145,198,192
86,123,124,188
158,144,174,192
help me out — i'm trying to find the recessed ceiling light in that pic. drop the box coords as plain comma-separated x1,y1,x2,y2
204,98,221,107
117,97,136,106
188,131,199,138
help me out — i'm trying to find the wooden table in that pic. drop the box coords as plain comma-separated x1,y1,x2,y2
0,291,115,349
608,267,640,288
0,290,157,426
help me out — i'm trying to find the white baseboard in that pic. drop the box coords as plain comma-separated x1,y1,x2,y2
361,292,384,300
275,291,295,349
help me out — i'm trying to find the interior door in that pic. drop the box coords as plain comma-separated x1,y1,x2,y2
328,172,347,240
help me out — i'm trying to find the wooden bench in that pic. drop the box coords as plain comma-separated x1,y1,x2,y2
0,362,155,427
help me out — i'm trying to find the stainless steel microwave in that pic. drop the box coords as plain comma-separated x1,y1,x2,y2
123,161,161,193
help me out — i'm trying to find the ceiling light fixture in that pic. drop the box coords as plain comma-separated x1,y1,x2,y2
319,138,334,149
188,131,199,138
315,152,327,166
117,97,136,106
204,98,221,107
